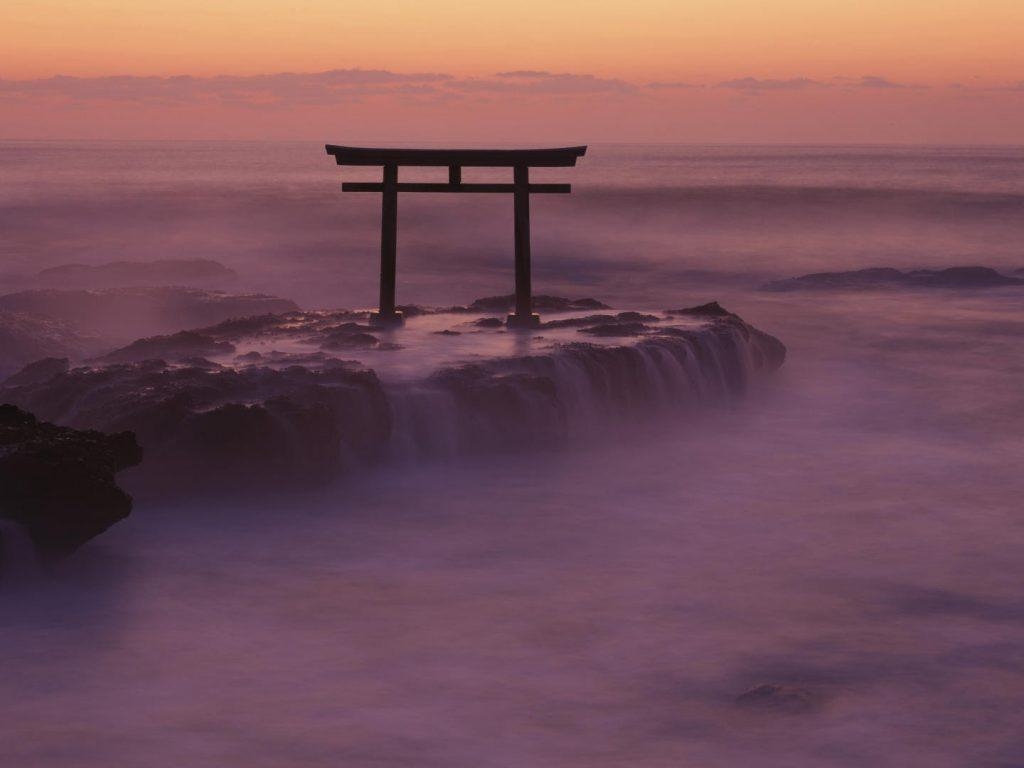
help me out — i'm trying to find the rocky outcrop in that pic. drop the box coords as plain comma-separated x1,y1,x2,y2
763,266,1024,292
1,298,786,493
0,404,141,562
2,362,391,493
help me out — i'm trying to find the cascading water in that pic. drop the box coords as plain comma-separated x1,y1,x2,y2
383,322,784,460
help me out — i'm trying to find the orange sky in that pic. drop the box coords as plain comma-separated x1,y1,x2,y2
2,1,1023,142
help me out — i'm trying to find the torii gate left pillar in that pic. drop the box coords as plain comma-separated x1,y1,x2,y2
325,145,587,328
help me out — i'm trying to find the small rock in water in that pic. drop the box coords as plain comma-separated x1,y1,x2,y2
735,684,816,714
434,329,461,336
473,317,504,329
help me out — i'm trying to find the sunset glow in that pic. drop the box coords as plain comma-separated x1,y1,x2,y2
2,0,1022,142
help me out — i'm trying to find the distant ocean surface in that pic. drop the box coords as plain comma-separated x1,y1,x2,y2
2,142,1023,307
2,142,1024,767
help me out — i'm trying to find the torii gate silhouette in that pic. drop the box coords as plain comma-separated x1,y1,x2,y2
326,145,587,328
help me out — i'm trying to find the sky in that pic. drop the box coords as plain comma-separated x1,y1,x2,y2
2,0,1023,143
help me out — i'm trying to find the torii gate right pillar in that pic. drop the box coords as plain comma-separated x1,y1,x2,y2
508,165,540,328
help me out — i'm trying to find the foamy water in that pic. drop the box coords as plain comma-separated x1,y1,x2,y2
1,143,1024,766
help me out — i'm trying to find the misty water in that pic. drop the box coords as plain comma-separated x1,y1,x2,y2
2,143,1024,766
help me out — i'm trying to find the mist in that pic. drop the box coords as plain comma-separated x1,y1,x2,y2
2,142,1024,766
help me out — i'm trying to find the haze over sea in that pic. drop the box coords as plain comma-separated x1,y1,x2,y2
2,142,1024,766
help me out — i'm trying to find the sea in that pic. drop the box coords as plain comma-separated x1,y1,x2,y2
1,142,1024,767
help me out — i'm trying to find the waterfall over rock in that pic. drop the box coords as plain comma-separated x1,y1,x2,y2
1,300,785,494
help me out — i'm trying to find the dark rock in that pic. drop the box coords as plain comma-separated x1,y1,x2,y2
735,684,816,714
34,259,237,289
542,312,659,330
100,331,236,363
909,266,1023,288
434,330,461,336
319,330,398,351
395,304,431,318
0,404,141,561
473,317,504,329
3,357,69,387
763,266,1024,292
667,301,736,318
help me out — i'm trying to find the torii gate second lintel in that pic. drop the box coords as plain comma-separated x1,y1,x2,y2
325,144,587,328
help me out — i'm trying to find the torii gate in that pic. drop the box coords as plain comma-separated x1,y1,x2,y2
325,145,587,328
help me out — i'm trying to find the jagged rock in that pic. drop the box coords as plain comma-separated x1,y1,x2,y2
763,266,1024,292
100,331,236,363
735,684,816,714
0,404,141,561
3,357,69,387
34,259,237,289
0,287,299,338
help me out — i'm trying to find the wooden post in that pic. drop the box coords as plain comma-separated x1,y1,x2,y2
508,165,540,328
374,163,402,324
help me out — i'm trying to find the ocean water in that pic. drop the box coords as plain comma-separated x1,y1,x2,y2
2,142,1024,767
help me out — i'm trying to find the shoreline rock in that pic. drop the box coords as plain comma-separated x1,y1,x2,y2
0,404,141,562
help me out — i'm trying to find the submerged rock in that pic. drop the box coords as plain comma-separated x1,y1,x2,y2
763,266,1024,292
735,684,817,714
0,404,141,561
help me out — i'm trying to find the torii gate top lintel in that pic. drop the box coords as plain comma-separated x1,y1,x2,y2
326,144,588,328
